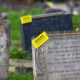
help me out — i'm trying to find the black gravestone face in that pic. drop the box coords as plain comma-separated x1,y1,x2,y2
20,13,73,52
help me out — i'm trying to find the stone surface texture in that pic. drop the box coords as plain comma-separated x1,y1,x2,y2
32,32,80,80
0,19,10,80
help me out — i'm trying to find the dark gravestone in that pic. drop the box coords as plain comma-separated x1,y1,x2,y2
20,13,73,52
32,31,80,80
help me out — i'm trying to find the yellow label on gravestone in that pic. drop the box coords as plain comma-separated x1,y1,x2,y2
32,32,49,49
21,15,32,24
47,2,54,7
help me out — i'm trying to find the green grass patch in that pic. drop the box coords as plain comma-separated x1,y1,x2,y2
10,46,32,60
72,15,80,30
73,15,80,23
9,73,33,80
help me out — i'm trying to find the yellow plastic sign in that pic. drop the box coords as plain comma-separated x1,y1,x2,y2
32,32,49,49
47,2,54,7
21,15,32,24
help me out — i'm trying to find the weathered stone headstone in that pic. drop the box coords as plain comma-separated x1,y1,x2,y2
0,19,10,80
21,13,73,53
32,31,80,80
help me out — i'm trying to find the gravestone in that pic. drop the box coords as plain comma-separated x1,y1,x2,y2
0,19,10,80
20,13,73,52
32,31,80,80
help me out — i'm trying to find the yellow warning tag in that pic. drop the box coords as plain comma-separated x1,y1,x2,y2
32,32,49,49
47,2,54,7
21,15,32,24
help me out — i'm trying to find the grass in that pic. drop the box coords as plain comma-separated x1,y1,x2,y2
9,73,33,80
72,15,80,30
73,15,80,23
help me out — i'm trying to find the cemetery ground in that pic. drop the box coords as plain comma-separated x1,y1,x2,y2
0,7,80,80
9,72,33,80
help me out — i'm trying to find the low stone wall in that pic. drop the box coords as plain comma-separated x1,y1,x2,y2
9,59,33,73
9,59,32,68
